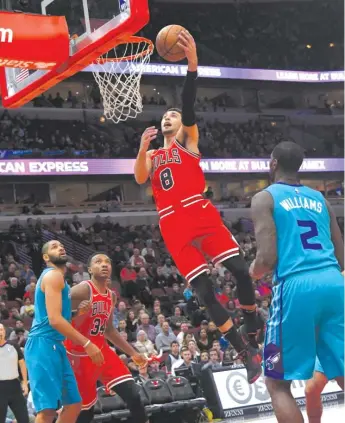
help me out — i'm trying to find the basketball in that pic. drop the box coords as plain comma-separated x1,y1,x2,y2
155,25,187,62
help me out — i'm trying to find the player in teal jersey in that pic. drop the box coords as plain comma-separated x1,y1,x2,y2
25,240,104,423
249,141,344,423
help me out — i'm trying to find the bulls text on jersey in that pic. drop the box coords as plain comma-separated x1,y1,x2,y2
91,301,112,318
152,148,181,172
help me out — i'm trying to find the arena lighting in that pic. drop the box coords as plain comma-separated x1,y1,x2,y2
306,44,312,49
99,116,106,123
329,43,335,47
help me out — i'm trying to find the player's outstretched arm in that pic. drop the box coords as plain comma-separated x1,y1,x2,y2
249,191,277,279
134,127,156,184
176,31,199,151
325,199,344,271
44,271,104,365
70,281,91,317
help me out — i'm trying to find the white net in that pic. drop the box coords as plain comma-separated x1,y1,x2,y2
92,38,153,124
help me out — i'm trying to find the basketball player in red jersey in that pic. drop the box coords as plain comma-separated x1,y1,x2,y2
65,253,148,423
134,30,261,384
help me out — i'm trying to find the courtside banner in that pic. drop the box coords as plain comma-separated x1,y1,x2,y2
0,158,343,176
212,366,343,419
84,62,345,83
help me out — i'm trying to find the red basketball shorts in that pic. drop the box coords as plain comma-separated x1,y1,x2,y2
67,346,133,410
159,194,240,282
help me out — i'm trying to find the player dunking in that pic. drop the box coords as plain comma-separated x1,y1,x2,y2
65,253,148,423
250,141,344,423
134,30,261,383
25,241,103,423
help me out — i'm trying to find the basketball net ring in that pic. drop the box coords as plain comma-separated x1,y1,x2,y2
91,36,154,124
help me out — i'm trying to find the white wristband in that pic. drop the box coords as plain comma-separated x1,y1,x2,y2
83,340,91,349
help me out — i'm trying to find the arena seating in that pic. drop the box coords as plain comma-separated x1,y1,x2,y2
93,378,206,423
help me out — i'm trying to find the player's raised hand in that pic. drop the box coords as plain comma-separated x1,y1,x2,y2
77,300,91,316
84,341,104,366
177,30,198,68
140,126,158,153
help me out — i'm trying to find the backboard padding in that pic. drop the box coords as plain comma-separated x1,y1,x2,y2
0,0,150,108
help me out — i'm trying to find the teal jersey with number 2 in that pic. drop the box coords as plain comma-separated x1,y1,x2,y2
264,182,340,281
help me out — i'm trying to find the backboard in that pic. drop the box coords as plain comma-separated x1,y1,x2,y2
0,0,150,108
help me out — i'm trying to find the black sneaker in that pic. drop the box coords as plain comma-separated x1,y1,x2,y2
236,344,262,384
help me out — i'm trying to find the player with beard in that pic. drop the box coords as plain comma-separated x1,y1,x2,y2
65,253,148,423
25,241,104,423
134,30,261,384
250,141,344,423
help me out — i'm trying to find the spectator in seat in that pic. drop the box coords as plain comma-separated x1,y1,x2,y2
200,351,209,365
134,330,157,356
227,300,241,321
126,309,138,334
20,298,35,318
216,284,233,306
172,348,195,375
222,348,237,366
118,319,134,342
155,322,176,353
141,240,155,258
162,258,174,278
176,322,193,347
136,267,152,292
9,320,29,341
212,339,224,361
169,306,190,331
170,284,185,306
165,341,181,373
6,277,25,301
12,327,27,348
142,248,156,265
148,356,167,380
23,282,36,303
10,307,21,321
113,301,128,328
155,314,168,335
120,263,139,299
151,266,168,289
70,215,86,234
72,263,89,284
167,266,183,287
202,349,222,370
187,340,200,362
151,303,164,326
197,328,210,352
181,333,195,350
21,264,35,286
129,248,146,269
136,313,156,343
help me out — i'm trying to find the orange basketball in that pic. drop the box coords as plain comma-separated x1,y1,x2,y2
155,25,187,62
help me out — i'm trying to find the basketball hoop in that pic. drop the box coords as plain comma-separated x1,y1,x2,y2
92,36,154,124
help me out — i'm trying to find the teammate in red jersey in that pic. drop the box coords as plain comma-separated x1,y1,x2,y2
65,253,148,423
134,30,261,384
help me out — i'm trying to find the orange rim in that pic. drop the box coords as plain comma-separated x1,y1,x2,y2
94,36,154,64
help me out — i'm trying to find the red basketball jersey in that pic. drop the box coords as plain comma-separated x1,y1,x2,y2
65,280,113,355
150,139,205,211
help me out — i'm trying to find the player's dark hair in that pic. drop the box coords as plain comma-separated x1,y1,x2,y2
87,252,111,267
41,241,51,256
272,141,304,173
166,107,182,114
